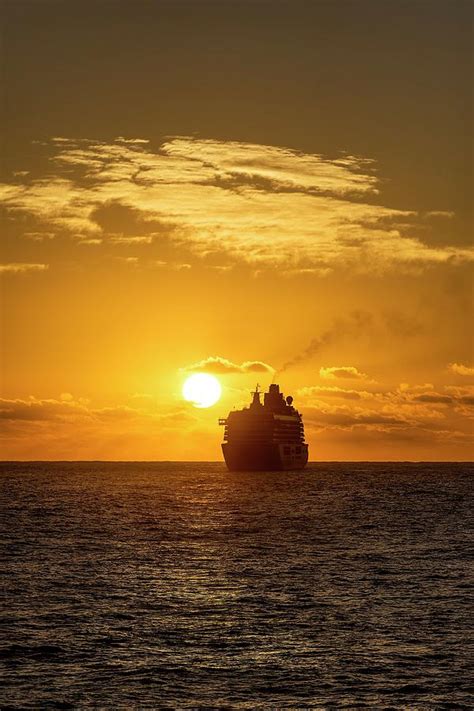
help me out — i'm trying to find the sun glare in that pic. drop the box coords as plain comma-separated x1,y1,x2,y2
182,373,222,408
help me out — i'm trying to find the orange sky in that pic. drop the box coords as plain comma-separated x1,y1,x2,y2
1,0,473,460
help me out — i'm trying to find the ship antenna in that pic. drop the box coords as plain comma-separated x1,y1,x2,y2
251,383,262,407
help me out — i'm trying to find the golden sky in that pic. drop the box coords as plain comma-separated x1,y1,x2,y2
1,0,473,460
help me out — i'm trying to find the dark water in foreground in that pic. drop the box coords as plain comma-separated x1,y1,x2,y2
1,462,473,709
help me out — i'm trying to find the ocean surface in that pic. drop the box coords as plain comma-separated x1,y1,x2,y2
1,462,472,709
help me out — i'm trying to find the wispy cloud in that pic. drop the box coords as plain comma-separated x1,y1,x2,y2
297,379,474,427
182,356,274,375
449,363,474,377
304,406,408,428
319,366,368,380
298,385,367,401
150,260,191,270
23,232,55,242
0,396,90,421
0,263,49,274
77,238,103,245
1,137,472,273
162,137,379,195
109,235,154,245
296,379,474,454
0,394,201,460
0,395,196,426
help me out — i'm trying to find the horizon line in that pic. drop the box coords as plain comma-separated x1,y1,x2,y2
1,459,473,465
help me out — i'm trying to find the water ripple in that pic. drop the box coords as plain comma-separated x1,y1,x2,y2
1,461,472,708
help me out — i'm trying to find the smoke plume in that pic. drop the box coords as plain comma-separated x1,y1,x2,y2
278,310,373,373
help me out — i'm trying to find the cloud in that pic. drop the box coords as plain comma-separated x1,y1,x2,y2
303,388,360,402
303,405,408,428
115,256,138,264
0,395,197,426
162,137,380,195
0,396,90,421
413,394,453,404
1,137,472,273
0,263,49,274
23,231,55,241
299,388,474,449
294,378,474,444
392,385,474,412
109,235,153,245
444,385,474,401
0,394,203,460
410,389,474,407
182,356,274,375
297,386,369,401
449,363,474,377
2,386,471,459
150,260,191,270
320,366,368,380
425,211,455,219
114,137,150,145
397,382,434,393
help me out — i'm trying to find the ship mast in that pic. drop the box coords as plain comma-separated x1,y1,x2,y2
250,383,262,408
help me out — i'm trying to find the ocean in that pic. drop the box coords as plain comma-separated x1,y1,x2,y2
1,462,472,709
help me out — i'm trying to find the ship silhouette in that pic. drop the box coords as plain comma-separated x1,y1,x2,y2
219,383,309,471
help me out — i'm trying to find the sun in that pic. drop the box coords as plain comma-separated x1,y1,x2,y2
182,373,222,408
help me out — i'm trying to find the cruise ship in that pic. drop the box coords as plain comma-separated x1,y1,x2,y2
219,384,309,471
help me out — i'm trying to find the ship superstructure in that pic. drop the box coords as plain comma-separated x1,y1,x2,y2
219,384,308,471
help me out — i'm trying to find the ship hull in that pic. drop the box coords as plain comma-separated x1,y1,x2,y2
222,442,308,472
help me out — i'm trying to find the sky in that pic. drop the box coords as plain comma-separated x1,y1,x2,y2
1,0,473,460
